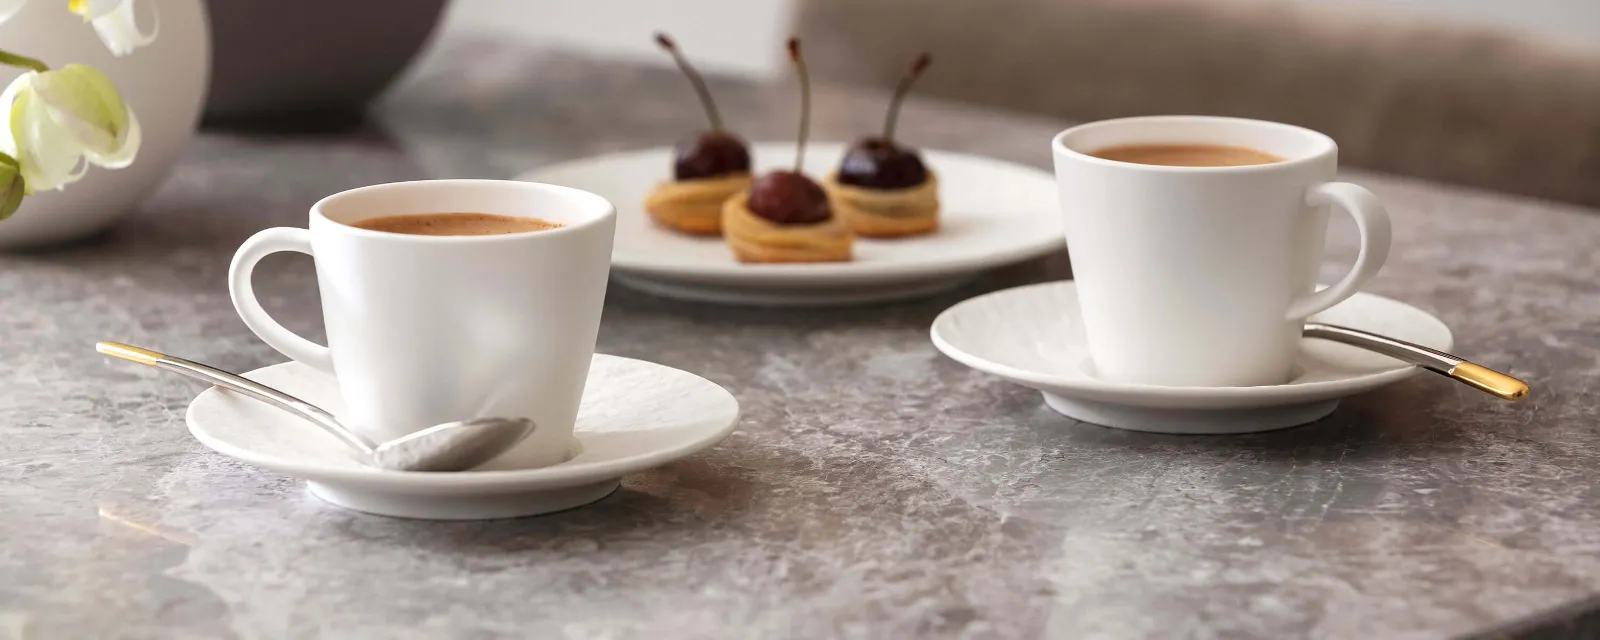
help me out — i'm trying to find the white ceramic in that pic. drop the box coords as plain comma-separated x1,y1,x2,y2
0,0,210,248
229,180,616,468
930,281,1453,434
185,355,741,519
518,142,1064,306
1053,116,1392,387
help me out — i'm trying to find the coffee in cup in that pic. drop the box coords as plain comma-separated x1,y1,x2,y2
1089,143,1284,167
349,212,562,236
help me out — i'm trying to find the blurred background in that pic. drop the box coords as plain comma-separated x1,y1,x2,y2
440,0,1598,207
211,0,1600,205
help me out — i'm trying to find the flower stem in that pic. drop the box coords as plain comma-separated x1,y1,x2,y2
0,50,48,73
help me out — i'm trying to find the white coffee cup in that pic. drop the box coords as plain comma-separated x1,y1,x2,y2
229,179,616,467
1052,116,1391,387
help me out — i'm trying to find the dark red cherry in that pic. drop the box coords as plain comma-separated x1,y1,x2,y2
839,53,932,190
674,130,751,180
748,170,830,225
837,137,928,189
745,40,829,226
656,33,750,180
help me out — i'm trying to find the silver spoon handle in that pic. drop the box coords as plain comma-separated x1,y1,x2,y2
1302,323,1529,401
96,342,378,453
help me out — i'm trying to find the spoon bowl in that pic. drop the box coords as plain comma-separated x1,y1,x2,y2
97,342,536,471
373,417,536,472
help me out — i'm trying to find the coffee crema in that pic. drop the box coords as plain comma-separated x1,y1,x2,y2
1089,144,1284,167
350,212,562,236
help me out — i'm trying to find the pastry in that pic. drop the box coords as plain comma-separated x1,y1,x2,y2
722,191,851,263
645,33,752,235
644,173,751,236
825,53,940,238
825,170,938,237
722,38,852,263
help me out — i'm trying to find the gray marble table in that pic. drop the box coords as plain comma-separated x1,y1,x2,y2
3,37,1599,639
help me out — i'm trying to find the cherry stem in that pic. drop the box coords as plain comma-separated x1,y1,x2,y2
883,53,931,145
788,38,810,171
656,32,723,131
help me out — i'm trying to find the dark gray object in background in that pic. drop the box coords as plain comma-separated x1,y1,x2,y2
202,0,449,128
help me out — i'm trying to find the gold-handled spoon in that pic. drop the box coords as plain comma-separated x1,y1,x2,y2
96,342,537,471
1302,324,1529,401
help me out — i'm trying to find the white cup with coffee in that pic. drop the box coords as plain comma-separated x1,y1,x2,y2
229,179,616,468
1052,116,1391,387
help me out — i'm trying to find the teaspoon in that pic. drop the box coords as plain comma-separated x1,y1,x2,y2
1302,324,1529,401
96,342,536,471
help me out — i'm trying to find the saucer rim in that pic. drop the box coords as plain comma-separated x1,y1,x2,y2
516,142,1066,284
930,281,1453,403
185,354,740,491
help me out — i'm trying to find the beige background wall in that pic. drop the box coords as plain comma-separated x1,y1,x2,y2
436,0,792,78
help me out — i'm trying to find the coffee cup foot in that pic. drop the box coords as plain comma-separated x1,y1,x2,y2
1042,393,1338,434
307,478,621,520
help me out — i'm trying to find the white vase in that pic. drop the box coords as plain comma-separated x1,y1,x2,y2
0,0,209,249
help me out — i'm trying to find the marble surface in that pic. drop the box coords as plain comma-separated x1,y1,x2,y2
3,37,1599,639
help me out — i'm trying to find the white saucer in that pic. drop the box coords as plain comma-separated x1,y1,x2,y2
930,281,1454,434
518,142,1064,306
185,355,740,519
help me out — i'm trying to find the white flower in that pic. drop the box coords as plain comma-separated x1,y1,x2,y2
0,64,140,192
0,0,26,23
69,0,159,56
0,0,159,56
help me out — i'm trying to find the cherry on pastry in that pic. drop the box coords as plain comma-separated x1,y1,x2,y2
747,38,831,225
836,53,932,190
656,32,751,180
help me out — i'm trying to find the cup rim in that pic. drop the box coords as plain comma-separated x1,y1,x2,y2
310,179,615,243
1051,115,1337,174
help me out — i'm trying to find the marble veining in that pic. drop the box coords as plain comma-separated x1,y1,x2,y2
2,36,1599,639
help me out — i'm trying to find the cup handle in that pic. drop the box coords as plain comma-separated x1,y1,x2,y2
228,227,334,373
1284,182,1393,320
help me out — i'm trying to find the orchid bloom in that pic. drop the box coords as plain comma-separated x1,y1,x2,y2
0,0,158,56
68,0,159,56
0,64,141,197
0,0,149,219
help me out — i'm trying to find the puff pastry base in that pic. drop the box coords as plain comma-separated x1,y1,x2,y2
644,173,753,235
824,172,940,238
721,191,853,263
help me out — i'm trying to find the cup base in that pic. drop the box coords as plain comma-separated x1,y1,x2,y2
308,478,620,520
303,436,613,519
1078,357,1304,388
1043,392,1338,434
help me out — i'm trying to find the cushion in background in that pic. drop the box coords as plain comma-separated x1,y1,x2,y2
797,0,1600,207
